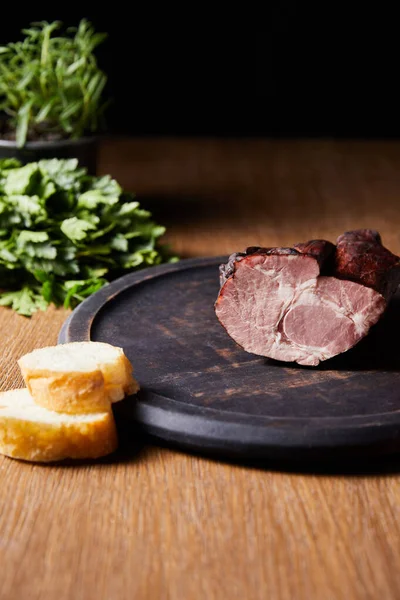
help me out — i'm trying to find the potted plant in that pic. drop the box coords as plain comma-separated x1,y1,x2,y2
0,19,108,174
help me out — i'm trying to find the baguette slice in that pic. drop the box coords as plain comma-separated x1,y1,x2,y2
0,388,118,463
18,341,140,414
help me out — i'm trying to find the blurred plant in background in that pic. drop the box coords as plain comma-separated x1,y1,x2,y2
0,158,177,316
0,20,108,147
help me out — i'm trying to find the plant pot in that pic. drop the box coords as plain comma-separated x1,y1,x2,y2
0,136,99,175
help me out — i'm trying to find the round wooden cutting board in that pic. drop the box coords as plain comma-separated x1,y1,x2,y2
58,257,400,461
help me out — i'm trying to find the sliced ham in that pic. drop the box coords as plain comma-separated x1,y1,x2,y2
215,230,400,366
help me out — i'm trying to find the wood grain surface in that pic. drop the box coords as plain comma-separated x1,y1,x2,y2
1,138,400,600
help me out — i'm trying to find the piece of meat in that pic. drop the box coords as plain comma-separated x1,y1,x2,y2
215,230,400,366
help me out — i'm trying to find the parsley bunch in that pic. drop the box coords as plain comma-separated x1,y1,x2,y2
0,158,176,316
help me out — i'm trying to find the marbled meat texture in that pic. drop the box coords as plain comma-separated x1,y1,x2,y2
215,230,400,366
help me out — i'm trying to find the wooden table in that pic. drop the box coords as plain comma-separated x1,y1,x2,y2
1,138,400,600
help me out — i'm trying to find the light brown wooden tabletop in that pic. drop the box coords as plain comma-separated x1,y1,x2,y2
1,138,400,600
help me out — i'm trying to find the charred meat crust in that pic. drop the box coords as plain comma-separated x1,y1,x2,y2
334,229,400,298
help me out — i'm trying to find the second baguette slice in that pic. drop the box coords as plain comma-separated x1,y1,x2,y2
0,388,117,462
18,341,139,414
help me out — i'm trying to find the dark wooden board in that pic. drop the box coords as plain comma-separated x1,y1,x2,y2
58,257,400,461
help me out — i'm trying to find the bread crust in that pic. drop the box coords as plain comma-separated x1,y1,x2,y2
0,389,118,462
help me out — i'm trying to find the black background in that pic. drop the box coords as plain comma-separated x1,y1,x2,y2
1,6,399,137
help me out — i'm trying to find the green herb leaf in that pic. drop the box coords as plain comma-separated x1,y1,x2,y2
35,97,57,123
110,234,128,252
17,231,49,245
8,195,47,227
16,99,34,147
0,287,49,316
61,216,97,241
77,189,119,209
3,163,39,195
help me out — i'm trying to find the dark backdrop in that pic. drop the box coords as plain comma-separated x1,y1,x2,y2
1,7,399,137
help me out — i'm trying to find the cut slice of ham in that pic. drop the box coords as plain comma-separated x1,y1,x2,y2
215,230,400,366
